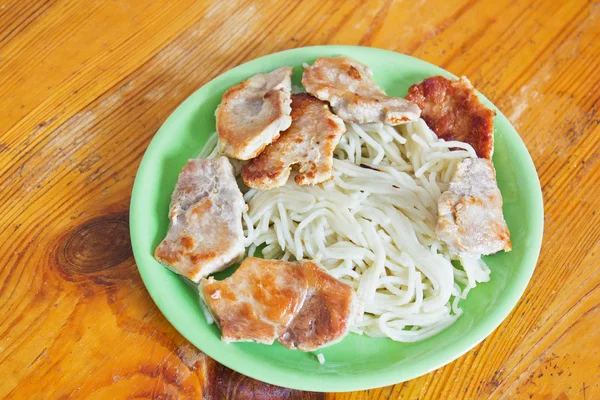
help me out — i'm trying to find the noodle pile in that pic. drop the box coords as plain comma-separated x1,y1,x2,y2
201,119,491,342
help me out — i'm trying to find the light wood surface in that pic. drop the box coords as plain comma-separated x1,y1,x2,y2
1,0,599,398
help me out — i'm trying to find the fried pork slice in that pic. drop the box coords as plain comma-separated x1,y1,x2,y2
154,157,246,282
241,93,346,190
302,56,420,125
437,158,511,255
199,258,356,350
216,66,293,160
278,261,356,351
406,76,496,159
199,258,308,344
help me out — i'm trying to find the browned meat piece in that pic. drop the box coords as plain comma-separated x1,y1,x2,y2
199,258,308,344
241,93,346,190
406,76,496,159
279,261,356,351
199,257,356,350
302,56,420,125
437,158,511,255
216,67,292,160
154,157,246,282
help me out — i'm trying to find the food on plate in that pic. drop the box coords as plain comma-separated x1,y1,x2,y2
216,66,293,160
154,157,246,282
437,158,511,255
199,257,307,345
156,56,513,349
278,259,356,351
302,56,421,125
236,120,486,342
199,257,355,350
406,76,495,159
241,93,347,190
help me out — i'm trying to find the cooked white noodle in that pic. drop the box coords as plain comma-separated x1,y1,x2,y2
201,119,491,342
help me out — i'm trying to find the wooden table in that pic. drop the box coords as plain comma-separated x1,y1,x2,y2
1,0,599,398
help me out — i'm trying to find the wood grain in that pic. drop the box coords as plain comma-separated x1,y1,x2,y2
1,0,599,398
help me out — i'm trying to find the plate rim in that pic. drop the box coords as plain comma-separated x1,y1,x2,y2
130,45,544,392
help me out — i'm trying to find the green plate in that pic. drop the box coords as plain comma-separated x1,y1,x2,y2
130,46,543,392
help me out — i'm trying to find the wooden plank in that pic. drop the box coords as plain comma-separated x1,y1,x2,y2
1,0,599,398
